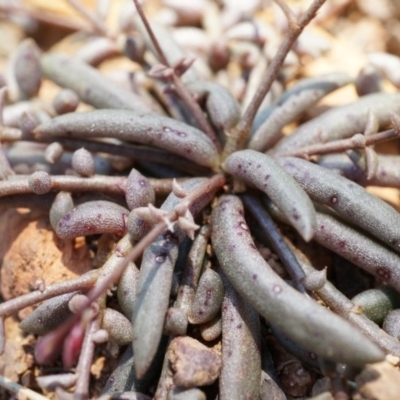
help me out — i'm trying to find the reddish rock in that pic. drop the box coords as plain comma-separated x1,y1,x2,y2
0,209,92,319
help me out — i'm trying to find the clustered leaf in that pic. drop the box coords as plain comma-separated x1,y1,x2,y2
2,1,400,399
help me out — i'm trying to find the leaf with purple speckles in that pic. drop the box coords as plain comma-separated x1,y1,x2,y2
56,200,129,239
211,195,384,366
189,268,224,324
219,273,261,400
279,157,400,253
225,149,316,241
132,178,217,379
272,92,400,155
125,168,155,211
34,110,220,168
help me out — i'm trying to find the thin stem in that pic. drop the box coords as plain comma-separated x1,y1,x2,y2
0,375,49,400
131,0,221,151
0,175,191,199
85,173,224,306
132,0,168,66
366,128,399,146
0,270,99,319
279,129,399,158
172,78,222,152
65,0,108,35
0,175,124,197
74,316,100,400
35,174,225,364
222,0,327,158
273,0,298,28
287,239,400,357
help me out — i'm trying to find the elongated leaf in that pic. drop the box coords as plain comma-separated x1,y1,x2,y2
211,195,384,366
280,157,400,253
225,150,316,241
273,92,400,155
249,72,352,151
41,53,154,113
34,110,220,168
56,200,129,239
312,208,400,292
132,178,216,378
220,274,261,400
189,269,224,324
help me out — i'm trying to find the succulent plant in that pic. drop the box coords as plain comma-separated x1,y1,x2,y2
2,0,400,399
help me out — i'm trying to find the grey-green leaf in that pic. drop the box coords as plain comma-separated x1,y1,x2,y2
34,110,219,168
225,150,316,241
211,195,384,366
273,92,400,155
279,157,400,253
